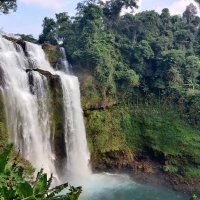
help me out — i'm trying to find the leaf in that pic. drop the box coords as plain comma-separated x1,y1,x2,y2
0,144,13,173
1,186,16,199
47,183,69,198
67,186,82,200
190,194,197,200
16,182,33,198
33,173,48,196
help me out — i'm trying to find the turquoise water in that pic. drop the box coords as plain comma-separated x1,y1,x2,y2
71,173,187,200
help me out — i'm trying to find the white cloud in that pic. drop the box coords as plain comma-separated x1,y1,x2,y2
138,0,143,7
20,0,65,10
156,0,200,16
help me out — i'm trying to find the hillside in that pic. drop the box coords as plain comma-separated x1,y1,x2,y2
35,1,200,194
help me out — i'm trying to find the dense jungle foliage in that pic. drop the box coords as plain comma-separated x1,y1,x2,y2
0,0,17,14
36,0,200,182
38,0,200,100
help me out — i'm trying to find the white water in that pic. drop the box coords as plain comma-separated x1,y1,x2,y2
0,35,91,182
59,47,71,73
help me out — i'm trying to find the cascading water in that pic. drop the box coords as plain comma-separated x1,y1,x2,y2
59,47,71,73
58,74,91,178
0,35,91,183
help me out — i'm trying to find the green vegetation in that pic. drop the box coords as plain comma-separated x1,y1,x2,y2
0,90,8,152
42,44,61,69
0,0,17,14
190,194,197,200
38,0,200,102
38,0,200,183
85,102,200,177
48,74,66,172
0,144,82,200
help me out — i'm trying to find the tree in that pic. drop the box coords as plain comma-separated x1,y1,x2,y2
185,55,200,90
117,14,143,41
0,0,17,14
183,3,197,24
154,50,185,90
133,40,154,64
174,29,195,50
38,17,57,44
103,0,138,22
194,0,200,7
160,8,171,31
55,12,71,44
134,10,161,41
78,3,103,34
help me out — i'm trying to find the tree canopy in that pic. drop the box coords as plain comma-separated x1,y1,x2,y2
0,0,17,14
38,1,200,99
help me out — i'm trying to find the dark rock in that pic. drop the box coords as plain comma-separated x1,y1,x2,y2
3,35,28,56
0,66,5,88
25,68,66,176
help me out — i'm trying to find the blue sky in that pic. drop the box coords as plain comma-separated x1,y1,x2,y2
0,0,198,38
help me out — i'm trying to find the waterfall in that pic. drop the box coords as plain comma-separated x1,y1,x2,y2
59,47,71,73
0,35,91,183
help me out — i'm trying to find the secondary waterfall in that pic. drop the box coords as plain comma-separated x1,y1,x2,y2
0,35,91,183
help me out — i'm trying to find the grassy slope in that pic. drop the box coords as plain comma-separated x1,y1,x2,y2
77,69,200,179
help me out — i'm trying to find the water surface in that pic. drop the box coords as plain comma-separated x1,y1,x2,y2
72,173,188,200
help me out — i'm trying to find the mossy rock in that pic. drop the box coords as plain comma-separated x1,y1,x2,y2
47,74,66,173
84,102,200,178
0,90,8,153
27,68,66,173
42,43,61,69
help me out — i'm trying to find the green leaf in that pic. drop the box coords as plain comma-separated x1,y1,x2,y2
47,183,69,198
190,194,197,200
16,182,33,198
33,173,48,196
0,144,13,173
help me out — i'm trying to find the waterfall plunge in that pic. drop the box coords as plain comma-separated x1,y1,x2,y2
0,35,91,183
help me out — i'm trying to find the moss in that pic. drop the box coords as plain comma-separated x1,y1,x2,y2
85,109,127,154
80,74,102,109
0,90,8,153
180,167,200,177
42,43,61,69
47,76,66,172
84,101,200,177
164,165,179,174
79,72,117,110
10,151,35,177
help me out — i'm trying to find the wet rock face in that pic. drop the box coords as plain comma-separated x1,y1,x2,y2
0,91,8,152
42,43,61,69
3,35,28,56
26,68,59,79
47,73,66,174
0,67,5,88
26,68,66,174
26,68,60,94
